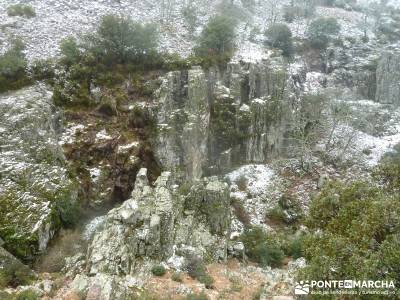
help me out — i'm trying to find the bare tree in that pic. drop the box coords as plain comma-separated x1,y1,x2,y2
324,100,359,163
287,93,328,170
265,0,280,24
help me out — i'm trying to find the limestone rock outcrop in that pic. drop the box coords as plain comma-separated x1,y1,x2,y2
154,67,210,180
153,61,295,179
0,85,77,260
87,168,230,276
0,246,35,283
376,52,400,105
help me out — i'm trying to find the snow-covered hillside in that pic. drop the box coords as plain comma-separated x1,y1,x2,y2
0,0,217,60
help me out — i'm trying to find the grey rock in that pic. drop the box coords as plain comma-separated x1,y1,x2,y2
0,85,77,258
154,62,295,179
376,52,400,106
228,241,245,259
87,168,231,275
70,273,138,300
71,274,89,295
0,246,35,280
63,252,86,277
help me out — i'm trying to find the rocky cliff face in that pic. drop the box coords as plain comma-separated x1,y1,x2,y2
87,168,230,275
154,60,295,179
376,52,400,105
154,67,210,180
0,85,77,261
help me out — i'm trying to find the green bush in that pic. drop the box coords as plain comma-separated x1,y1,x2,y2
241,226,284,268
186,256,214,288
265,23,293,57
374,143,400,190
151,265,166,276
283,1,316,22
307,17,341,49
285,235,304,259
216,1,248,21
300,181,400,288
266,195,303,224
7,4,36,18
54,14,165,107
198,274,214,289
89,14,158,65
29,59,55,81
185,293,209,300
171,272,183,282
195,15,237,66
0,291,12,300
0,39,30,93
0,260,34,289
251,286,263,300
59,37,81,68
14,289,38,300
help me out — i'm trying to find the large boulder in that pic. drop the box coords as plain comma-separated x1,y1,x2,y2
87,168,230,275
0,85,77,260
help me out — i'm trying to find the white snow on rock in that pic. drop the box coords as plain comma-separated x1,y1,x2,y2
227,164,275,198
89,167,101,183
117,141,140,153
82,215,106,241
0,85,76,251
353,126,400,166
59,124,86,145
95,129,113,141
304,72,326,94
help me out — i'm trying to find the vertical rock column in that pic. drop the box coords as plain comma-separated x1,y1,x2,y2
376,52,400,106
182,67,210,180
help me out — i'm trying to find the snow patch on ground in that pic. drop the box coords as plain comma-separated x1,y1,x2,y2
353,125,400,166
226,164,283,229
227,164,275,197
320,99,400,167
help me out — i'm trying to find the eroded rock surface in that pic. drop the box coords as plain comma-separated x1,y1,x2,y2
0,85,77,260
87,168,230,275
376,52,400,106
154,61,296,180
